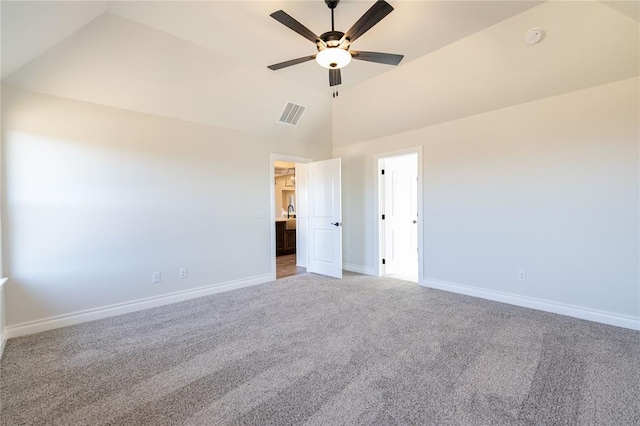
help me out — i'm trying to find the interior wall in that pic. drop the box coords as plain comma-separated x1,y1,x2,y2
335,77,640,320
0,97,5,344
1,86,331,327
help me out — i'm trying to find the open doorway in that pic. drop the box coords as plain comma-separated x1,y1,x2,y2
270,154,312,280
270,154,344,281
274,160,305,279
378,152,420,283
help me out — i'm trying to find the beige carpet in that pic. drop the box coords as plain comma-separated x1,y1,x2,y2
1,272,639,425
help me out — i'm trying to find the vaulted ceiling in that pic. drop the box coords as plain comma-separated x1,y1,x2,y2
333,0,639,145
2,1,638,147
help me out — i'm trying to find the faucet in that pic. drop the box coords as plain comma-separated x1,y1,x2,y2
287,205,295,219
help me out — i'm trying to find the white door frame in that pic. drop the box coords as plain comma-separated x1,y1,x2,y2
373,147,423,282
270,153,313,281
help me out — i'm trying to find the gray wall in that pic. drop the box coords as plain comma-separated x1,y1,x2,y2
335,78,640,320
1,86,331,326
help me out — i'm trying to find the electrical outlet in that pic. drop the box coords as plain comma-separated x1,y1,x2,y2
152,272,161,283
517,270,526,282
179,268,188,279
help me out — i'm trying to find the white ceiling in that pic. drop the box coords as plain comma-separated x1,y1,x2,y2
105,0,541,92
1,1,542,92
1,1,638,147
2,11,334,146
602,1,639,22
1,1,108,78
332,0,640,145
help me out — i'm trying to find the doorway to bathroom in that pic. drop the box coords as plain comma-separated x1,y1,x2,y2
270,153,343,281
274,160,305,279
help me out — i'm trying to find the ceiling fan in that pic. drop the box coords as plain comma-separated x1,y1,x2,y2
267,0,404,96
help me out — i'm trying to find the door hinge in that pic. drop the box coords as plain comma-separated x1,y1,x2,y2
381,169,385,175
382,259,386,265
381,214,385,220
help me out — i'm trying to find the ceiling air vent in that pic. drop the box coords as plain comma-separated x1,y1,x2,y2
277,101,307,127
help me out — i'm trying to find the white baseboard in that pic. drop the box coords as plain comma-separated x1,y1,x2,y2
421,278,640,331
343,263,377,276
0,331,6,359
6,273,274,339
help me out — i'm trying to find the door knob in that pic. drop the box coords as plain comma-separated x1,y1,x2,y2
412,220,417,224
331,222,341,227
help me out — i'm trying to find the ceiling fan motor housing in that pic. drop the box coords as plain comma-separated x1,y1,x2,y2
318,31,348,49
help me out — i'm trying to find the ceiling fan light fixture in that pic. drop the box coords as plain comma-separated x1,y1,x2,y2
316,47,352,69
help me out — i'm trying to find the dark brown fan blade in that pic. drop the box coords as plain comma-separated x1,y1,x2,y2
268,55,316,71
350,50,404,66
271,10,324,46
343,1,394,43
329,68,342,87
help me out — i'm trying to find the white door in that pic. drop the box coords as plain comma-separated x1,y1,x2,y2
382,155,418,276
308,158,342,278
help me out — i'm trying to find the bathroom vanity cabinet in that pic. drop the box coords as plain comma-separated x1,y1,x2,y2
276,221,285,256
275,220,296,256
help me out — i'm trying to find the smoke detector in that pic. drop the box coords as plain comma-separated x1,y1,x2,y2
525,28,544,45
